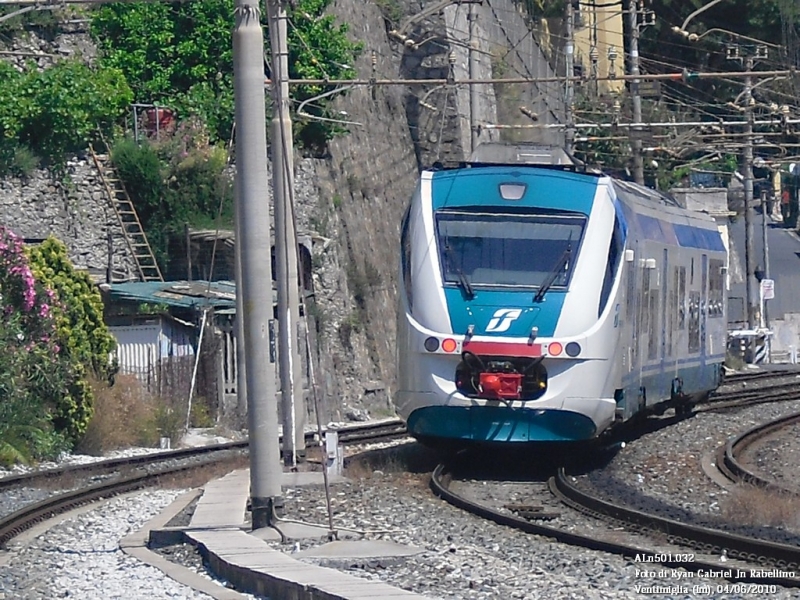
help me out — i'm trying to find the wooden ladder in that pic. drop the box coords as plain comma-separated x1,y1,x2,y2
89,143,164,283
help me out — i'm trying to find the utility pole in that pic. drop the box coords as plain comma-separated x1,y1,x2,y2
761,189,771,333
468,3,479,154
743,54,757,341
266,0,305,465
628,0,644,185
565,0,575,155
232,0,282,529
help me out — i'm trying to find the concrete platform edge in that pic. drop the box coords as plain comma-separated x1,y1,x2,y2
119,489,250,600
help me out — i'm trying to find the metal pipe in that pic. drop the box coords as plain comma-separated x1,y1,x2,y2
267,0,305,465
629,0,644,184
565,0,575,155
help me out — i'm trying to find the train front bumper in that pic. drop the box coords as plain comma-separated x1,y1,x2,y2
405,397,616,442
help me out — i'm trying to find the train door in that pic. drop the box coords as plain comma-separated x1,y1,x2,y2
701,254,708,361
626,246,639,371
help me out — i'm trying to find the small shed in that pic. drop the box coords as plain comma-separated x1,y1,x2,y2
102,280,239,415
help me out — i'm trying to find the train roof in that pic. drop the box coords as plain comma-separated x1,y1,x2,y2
426,143,596,174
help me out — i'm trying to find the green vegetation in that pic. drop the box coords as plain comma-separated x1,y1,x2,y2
110,121,234,269
27,237,117,445
0,228,116,463
91,0,362,152
0,60,132,172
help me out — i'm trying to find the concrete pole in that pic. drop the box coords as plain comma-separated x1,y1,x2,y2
232,1,282,529
565,0,575,155
233,177,248,426
628,0,644,185
761,190,771,343
468,3,479,154
266,0,305,465
743,55,757,340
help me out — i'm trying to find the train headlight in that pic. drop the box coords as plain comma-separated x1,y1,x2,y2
548,342,563,356
499,182,527,200
424,337,440,352
565,342,581,357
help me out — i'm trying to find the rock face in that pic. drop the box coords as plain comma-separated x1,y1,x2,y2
1,2,564,423
0,157,138,282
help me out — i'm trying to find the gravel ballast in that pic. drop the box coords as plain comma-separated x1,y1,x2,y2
3,395,800,599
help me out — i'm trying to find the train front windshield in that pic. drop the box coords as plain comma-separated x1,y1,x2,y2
436,210,586,289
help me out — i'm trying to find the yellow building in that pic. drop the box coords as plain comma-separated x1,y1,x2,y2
573,1,625,95
540,1,625,96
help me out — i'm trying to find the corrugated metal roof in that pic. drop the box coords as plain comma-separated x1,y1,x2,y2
107,280,238,309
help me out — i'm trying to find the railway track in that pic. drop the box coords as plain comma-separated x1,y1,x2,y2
431,462,800,587
717,411,800,494
0,419,408,549
430,369,800,589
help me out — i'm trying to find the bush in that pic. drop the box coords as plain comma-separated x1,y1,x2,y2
112,126,233,269
77,375,157,455
0,60,132,166
0,227,70,464
27,237,118,444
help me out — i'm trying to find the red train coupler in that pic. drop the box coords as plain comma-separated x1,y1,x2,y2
479,372,523,399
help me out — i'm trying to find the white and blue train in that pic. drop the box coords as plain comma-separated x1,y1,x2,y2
396,147,727,444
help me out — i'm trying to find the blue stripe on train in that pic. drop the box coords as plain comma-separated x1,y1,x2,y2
430,167,599,215
406,405,597,442
636,214,724,251
443,288,565,337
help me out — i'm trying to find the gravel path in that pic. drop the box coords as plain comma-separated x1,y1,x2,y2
0,490,217,600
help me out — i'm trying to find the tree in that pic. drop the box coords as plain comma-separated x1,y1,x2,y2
91,0,362,151
0,60,132,168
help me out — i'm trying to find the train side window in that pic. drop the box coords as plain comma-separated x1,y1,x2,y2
708,259,724,318
598,216,625,317
668,266,678,357
400,206,413,310
688,290,701,353
647,278,659,360
678,266,686,329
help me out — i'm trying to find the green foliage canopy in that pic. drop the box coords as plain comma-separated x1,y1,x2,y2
111,122,234,269
91,0,362,151
0,60,132,167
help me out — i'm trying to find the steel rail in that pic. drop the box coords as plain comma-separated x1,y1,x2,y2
0,419,407,547
430,462,800,586
719,411,800,493
0,418,406,491
552,469,800,578
0,454,244,547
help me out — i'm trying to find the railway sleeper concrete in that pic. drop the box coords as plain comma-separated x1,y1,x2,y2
136,469,429,600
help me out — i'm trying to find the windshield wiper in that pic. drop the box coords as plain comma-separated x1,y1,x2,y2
534,244,572,303
444,240,475,300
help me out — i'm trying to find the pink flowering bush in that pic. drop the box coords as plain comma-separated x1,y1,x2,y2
0,227,70,464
